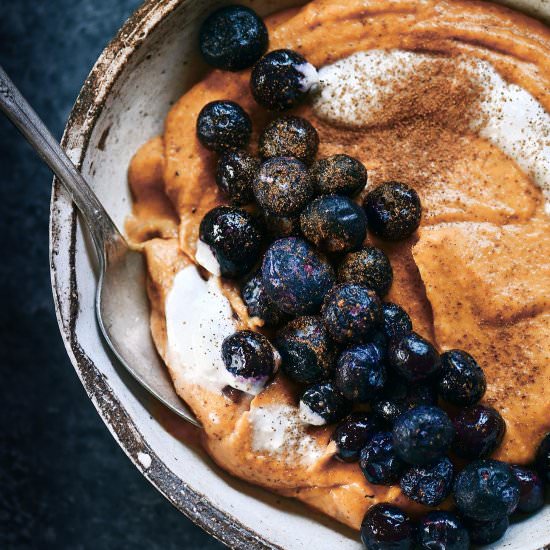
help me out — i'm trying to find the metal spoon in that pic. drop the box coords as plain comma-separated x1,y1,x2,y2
0,66,200,428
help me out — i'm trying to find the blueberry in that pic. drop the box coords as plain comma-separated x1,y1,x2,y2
331,413,380,462
510,465,545,514
253,157,314,216
400,457,454,506
338,247,393,297
196,100,252,152
199,5,268,71
275,316,335,384
535,432,550,484
381,303,412,340
251,49,318,111
241,271,287,327
388,332,441,383
465,516,509,545
221,330,278,394
417,511,470,550
363,182,422,241
366,329,389,354
393,406,454,466
452,405,506,459
453,459,520,521
216,150,259,205
360,504,414,550
300,195,368,254
262,237,334,315
438,349,486,407
360,432,405,485
263,211,302,239
199,206,264,278
373,378,437,425
259,116,319,165
335,344,387,403
321,283,383,344
299,381,350,426
312,154,367,196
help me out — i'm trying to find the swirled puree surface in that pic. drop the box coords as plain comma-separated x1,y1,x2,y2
126,0,550,530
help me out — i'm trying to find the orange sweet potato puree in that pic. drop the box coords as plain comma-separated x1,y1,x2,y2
126,0,550,530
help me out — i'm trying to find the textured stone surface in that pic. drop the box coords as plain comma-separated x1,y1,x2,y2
0,2,224,548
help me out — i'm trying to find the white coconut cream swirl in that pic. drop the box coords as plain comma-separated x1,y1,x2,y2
313,50,550,213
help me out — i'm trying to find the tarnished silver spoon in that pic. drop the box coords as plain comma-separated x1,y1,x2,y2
0,65,200,427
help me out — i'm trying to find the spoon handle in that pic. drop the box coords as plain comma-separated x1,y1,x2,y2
0,65,122,259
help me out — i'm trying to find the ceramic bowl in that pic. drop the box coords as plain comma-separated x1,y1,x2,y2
50,0,550,548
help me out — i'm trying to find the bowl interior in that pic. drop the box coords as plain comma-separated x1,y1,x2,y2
51,0,549,548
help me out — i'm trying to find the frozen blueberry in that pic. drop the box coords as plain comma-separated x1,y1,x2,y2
331,413,380,462
276,316,335,384
221,330,278,394
361,504,414,550
251,49,318,111
535,432,550,484
400,457,454,507
452,405,506,459
241,271,287,327
253,156,314,216
338,247,393,297
453,459,520,521
312,154,367,196
196,100,252,152
438,349,486,407
263,211,301,239
510,465,545,514
363,182,422,241
335,343,386,403
381,303,412,340
393,406,454,466
417,511,470,550
300,195,367,254
216,150,258,205
360,432,405,485
388,332,441,383
199,5,268,71
373,377,437,426
465,516,509,545
262,237,334,315
199,206,264,278
321,283,382,344
259,115,319,165
299,381,350,426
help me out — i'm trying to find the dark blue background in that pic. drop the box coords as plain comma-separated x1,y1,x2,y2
0,2,224,548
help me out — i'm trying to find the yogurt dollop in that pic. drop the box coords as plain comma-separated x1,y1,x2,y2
248,404,324,464
165,266,236,392
165,265,278,395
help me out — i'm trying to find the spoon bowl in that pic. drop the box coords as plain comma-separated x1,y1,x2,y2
0,65,200,427
97,235,201,427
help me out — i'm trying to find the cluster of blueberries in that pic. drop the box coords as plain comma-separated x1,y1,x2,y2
195,5,550,549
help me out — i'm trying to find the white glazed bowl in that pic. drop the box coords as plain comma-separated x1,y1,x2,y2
50,1,550,548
